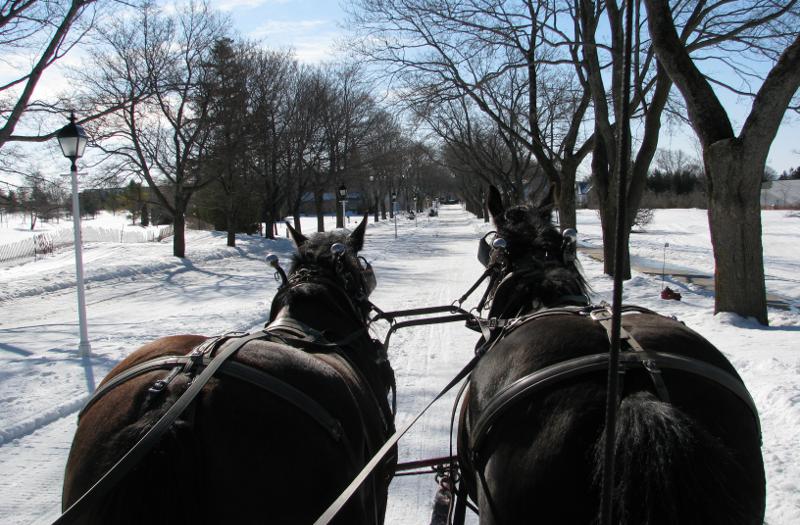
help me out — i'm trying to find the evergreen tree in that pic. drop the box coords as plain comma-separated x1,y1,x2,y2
202,37,259,246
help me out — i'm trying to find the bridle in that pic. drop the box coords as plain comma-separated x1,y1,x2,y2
269,242,377,324
476,228,582,311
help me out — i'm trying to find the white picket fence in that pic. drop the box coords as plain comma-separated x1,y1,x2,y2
0,224,174,266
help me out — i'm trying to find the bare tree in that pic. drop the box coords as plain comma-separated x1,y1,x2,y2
644,0,800,324
0,0,100,149
346,0,593,229
414,95,546,208
571,0,680,277
359,111,409,220
80,0,227,257
317,63,380,230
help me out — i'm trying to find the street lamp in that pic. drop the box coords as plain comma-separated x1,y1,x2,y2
369,175,379,222
337,184,347,227
57,112,91,357
391,191,397,239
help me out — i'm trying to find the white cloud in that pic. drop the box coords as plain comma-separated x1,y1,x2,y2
215,0,290,12
250,19,340,63
250,19,329,38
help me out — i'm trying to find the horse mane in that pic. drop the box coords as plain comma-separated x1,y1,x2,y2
493,204,590,307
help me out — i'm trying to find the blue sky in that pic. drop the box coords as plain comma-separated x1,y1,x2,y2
220,0,347,63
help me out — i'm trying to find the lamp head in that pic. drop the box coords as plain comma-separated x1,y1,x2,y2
57,112,88,160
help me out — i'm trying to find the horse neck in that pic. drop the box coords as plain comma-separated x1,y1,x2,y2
490,267,588,318
274,289,391,412
276,288,367,343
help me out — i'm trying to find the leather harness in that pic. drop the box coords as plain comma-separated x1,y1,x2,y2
468,309,762,457
58,315,394,525
454,303,762,523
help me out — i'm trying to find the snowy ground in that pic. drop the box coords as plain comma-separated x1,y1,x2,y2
0,206,798,524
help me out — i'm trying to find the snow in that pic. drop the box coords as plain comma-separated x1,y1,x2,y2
0,206,798,524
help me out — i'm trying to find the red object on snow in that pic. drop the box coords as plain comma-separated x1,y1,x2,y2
661,287,682,301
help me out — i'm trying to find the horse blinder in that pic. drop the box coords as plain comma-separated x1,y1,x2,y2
561,228,577,264
477,232,508,268
331,243,377,298
477,232,494,267
358,256,377,297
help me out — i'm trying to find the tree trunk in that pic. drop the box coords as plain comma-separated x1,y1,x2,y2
226,197,236,248
173,212,186,258
264,207,276,240
373,191,380,222
705,139,768,325
380,197,387,220
591,144,633,279
557,160,578,231
598,202,632,280
292,205,302,233
314,189,324,232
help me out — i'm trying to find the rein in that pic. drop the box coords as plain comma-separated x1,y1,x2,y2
312,292,492,524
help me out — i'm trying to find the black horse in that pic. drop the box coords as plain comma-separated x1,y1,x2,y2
456,187,765,524
61,216,396,524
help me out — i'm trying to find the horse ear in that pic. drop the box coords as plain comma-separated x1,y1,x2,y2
487,185,505,221
285,221,307,248
348,213,368,252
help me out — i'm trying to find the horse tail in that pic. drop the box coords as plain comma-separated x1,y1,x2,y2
596,391,758,525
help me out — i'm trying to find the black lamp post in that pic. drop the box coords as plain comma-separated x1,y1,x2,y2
337,184,347,228
57,112,91,356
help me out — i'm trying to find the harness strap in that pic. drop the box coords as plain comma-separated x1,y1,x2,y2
591,308,672,403
217,359,344,440
55,330,268,525
468,350,760,459
266,316,369,350
79,355,191,419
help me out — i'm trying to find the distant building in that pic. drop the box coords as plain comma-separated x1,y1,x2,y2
576,180,592,207
761,180,800,208
297,191,369,215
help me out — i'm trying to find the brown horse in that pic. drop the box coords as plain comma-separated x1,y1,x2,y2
61,217,396,524
455,187,765,524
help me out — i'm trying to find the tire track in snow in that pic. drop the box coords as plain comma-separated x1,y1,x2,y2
375,207,483,525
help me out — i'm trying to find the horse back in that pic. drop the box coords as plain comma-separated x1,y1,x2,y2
63,334,387,524
464,310,765,524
